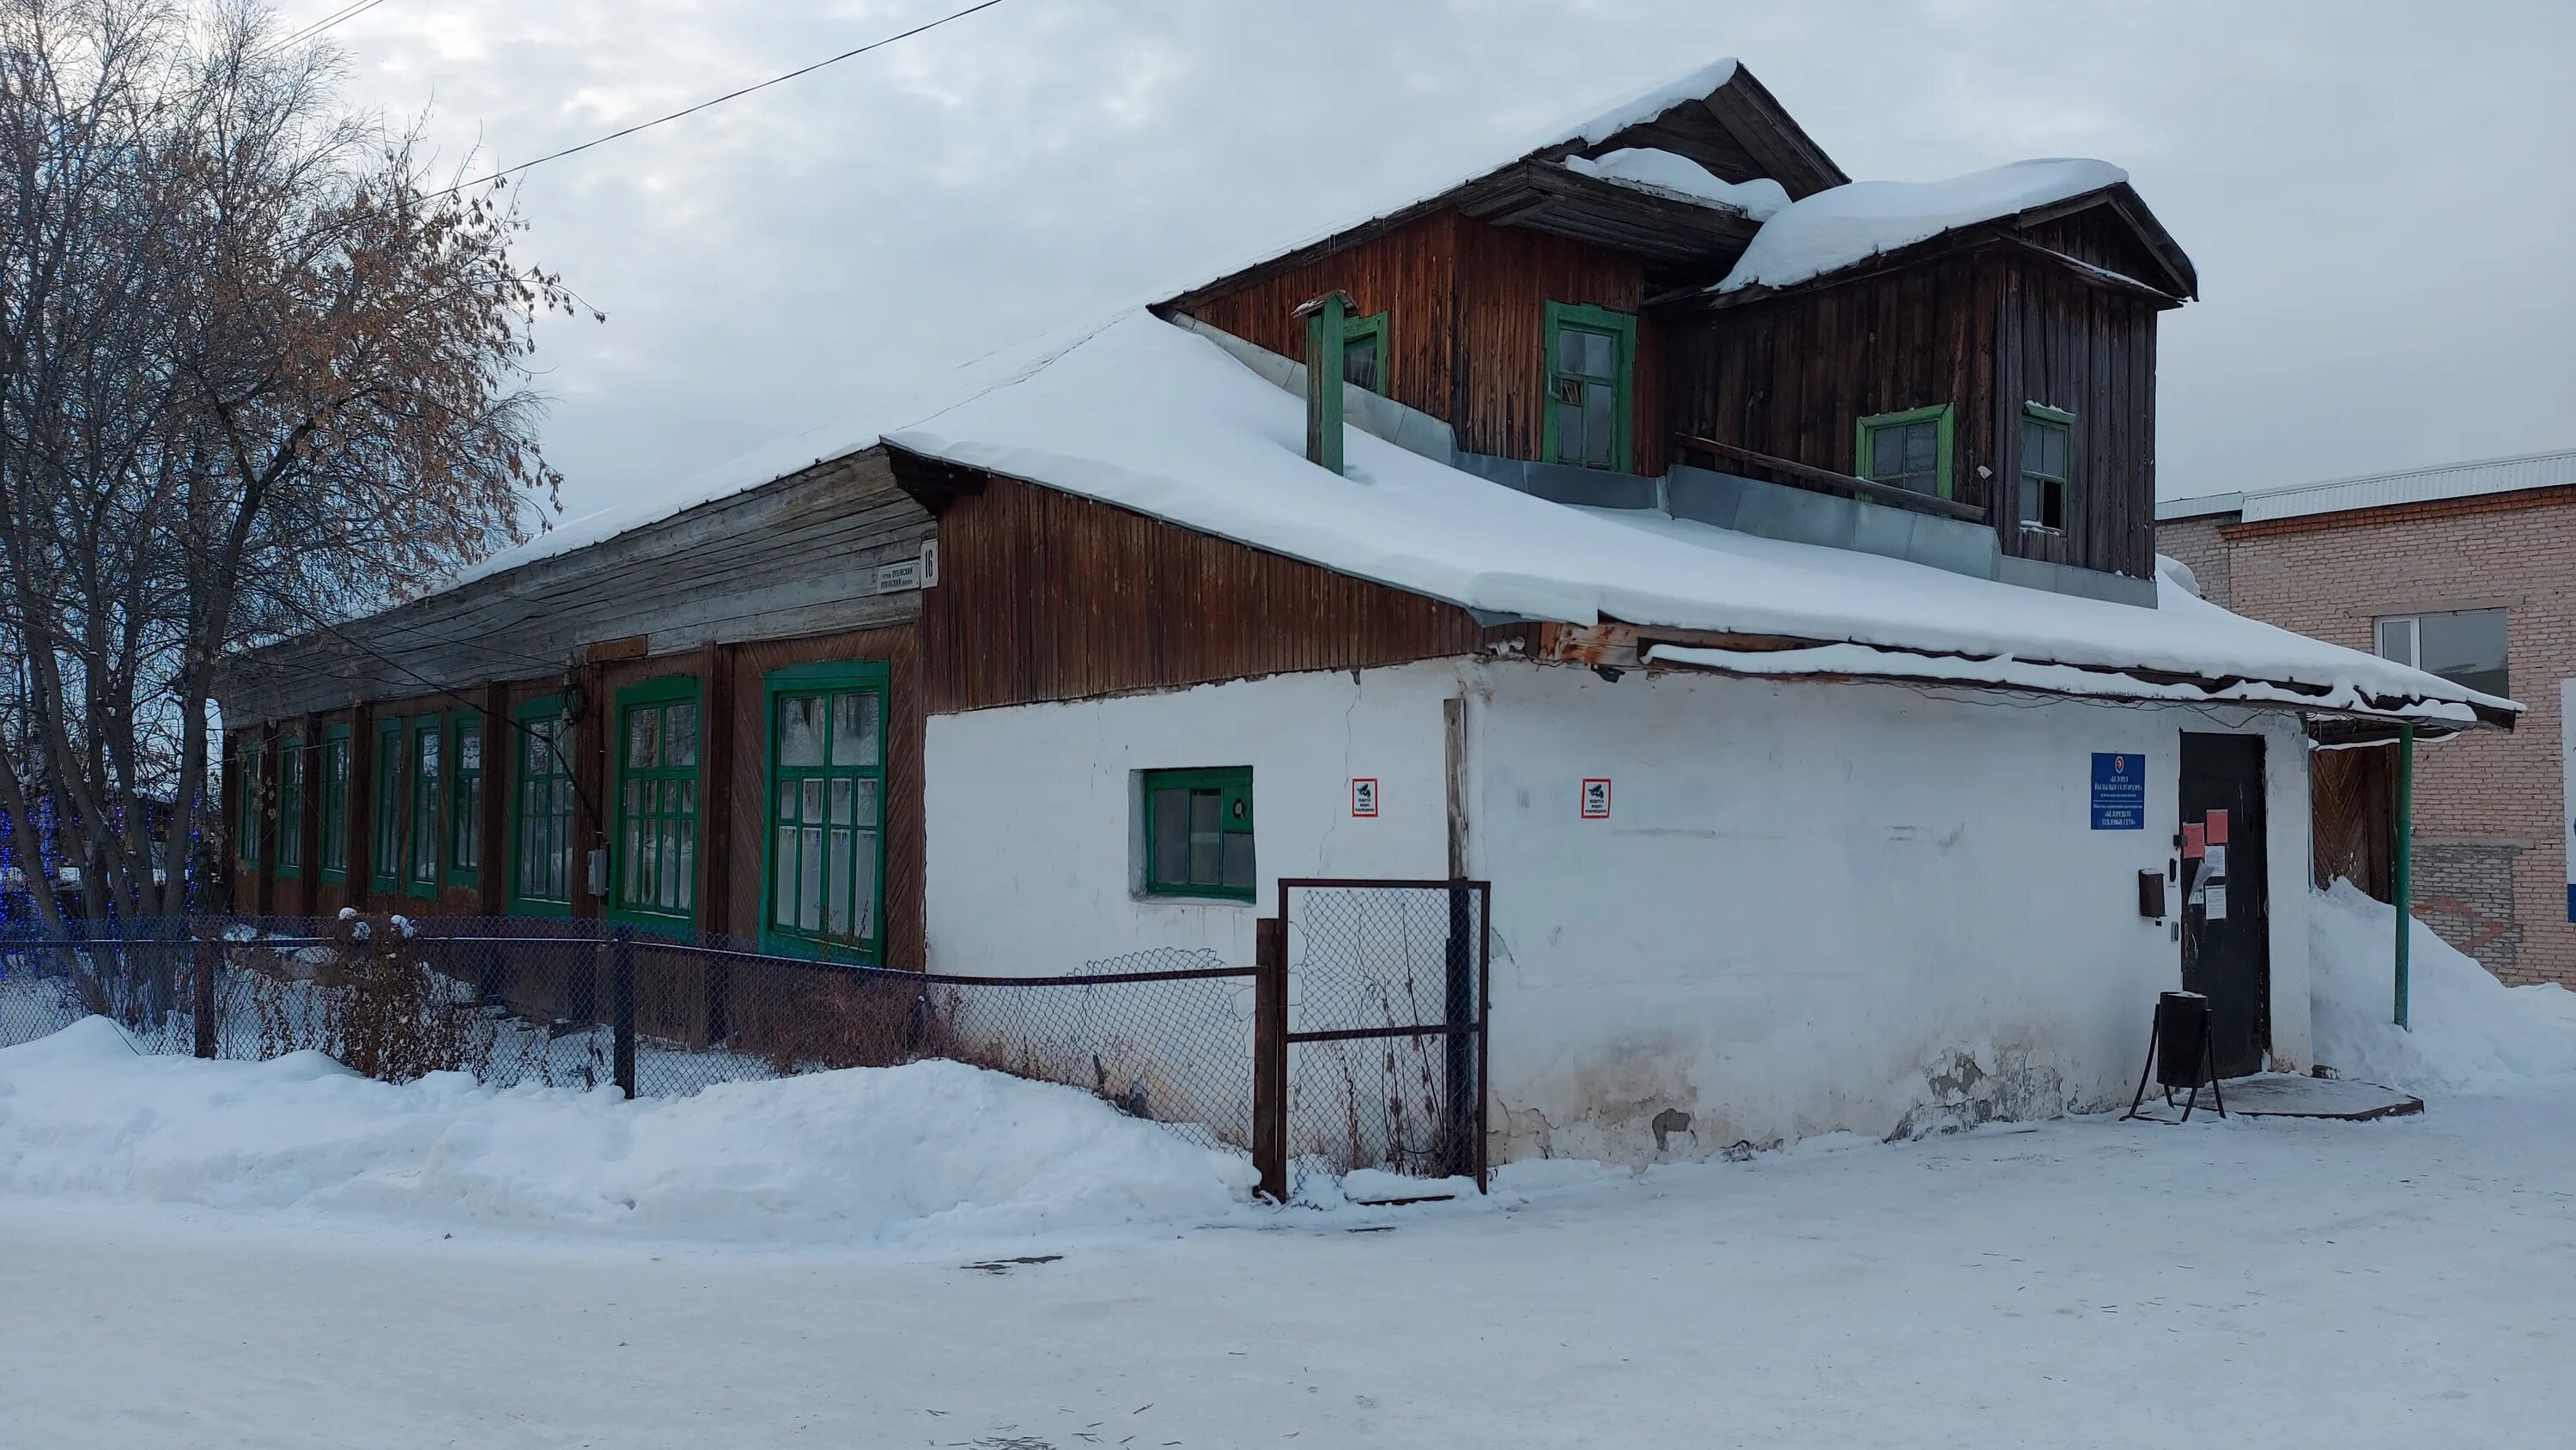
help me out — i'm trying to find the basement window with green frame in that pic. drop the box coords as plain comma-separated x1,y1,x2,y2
613,676,701,927
276,735,305,878
1542,301,1636,471
234,736,262,867
406,714,443,898
762,660,889,959
1856,403,1954,499
318,725,350,883
1142,767,1255,901
371,717,403,890
509,697,576,914
448,713,483,888
1342,310,1390,394
2019,403,2075,532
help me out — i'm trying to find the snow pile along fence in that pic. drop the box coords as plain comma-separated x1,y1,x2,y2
0,915,1260,1156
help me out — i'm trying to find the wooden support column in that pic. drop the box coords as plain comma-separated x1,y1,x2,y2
573,661,607,920
478,683,509,914
299,712,325,915
349,701,376,908
253,725,277,917
695,642,735,938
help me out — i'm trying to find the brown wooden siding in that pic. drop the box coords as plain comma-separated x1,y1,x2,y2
1180,211,1662,478
1450,221,1662,477
1182,211,1460,428
1996,252,2158,578
921,476,1491,714
1673,252,2000,518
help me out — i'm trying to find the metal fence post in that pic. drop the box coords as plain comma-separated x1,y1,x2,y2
1443,880,1477,1180
191,933,217,1059
1253,914,1287,1203
611,925,638,1098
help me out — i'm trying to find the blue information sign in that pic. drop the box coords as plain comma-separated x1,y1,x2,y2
2091,752,2145,830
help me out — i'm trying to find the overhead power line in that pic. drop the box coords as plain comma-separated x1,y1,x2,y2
433,0,1006,199
270,0,397,52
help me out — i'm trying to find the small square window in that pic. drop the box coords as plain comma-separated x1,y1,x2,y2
1856,405,1953,498
1142,767,1254,901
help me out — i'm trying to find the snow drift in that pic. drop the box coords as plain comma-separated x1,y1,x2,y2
2308,879,2576,1091
0,1018,1256,1245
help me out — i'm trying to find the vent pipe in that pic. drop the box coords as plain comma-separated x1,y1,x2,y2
1293,289,1354,475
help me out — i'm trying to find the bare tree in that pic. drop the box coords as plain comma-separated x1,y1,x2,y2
0,0,571,928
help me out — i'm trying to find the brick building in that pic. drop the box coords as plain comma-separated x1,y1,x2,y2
2160,447,2576,987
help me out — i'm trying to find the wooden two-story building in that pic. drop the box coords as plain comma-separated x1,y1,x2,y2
218,60,2506,1163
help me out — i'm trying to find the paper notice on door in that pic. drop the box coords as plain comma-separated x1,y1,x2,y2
2204,884,2228,920
2204,843,2227,877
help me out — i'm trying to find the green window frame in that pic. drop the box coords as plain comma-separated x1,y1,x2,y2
406,713,444,898
276,734,305,878
1342,310,1390,395
611,676,702,928
761,659,890,960
448,713,484,887
1856,403,1956,500
507,695,576,916
2018,403,2075,533
234,735,263,867
318,725,350,883
1541,300,1636,472
1141,767,1255,901
371,717,403,890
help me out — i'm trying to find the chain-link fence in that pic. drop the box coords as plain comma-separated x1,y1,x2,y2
1273,879,1489,1194
0,916,1258,1156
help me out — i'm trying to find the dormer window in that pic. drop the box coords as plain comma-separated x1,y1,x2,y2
1544,301,1635,471
1856,404,1953,499
2019,404,2075,532
1343,311,1388,393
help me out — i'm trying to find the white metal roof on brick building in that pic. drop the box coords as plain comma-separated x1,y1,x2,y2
2158,446,2576,525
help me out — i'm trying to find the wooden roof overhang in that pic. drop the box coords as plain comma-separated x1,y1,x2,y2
1536,621,2516,738
1662,183,2199,314
1163,62,1844,312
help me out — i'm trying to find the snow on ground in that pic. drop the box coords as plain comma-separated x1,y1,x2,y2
4,1083,2573,1447
2309,877,2576,1090
0,1018,1255,1247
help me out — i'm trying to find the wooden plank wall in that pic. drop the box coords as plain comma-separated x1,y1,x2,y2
1451,221,1662,476
1996,252,2160,579
1670,252,2001,519
1182,211,1459,428
1178,212,1661,477
920,476,1493,713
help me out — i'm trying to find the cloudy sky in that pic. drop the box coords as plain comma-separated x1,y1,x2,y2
314,0,2575,523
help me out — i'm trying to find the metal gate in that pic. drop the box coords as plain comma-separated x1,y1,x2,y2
1252,878,1489,1199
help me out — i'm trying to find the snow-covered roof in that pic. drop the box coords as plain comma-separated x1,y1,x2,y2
1716,159,2129,294
864,312,2503,725
2157,446,2576,525
440,305,2502,725
1562,149,1789,219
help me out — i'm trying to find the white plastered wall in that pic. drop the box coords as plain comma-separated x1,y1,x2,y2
921,656,2318,1164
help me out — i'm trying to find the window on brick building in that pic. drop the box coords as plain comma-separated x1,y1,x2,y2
2376,609,2508,698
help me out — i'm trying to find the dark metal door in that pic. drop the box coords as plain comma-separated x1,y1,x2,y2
2178,734,2269,1077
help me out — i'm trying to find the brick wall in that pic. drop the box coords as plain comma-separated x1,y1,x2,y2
2168,492,2576,986
2156,514,2233,608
